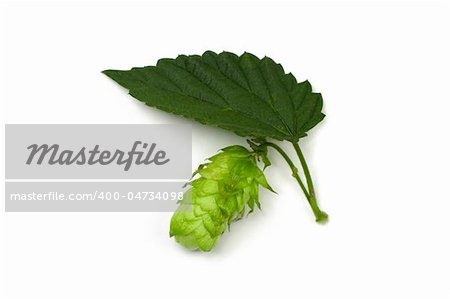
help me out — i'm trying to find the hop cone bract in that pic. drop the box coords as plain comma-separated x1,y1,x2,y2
170,145,273,251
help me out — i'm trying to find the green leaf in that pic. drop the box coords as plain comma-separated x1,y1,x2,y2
103,51,325,142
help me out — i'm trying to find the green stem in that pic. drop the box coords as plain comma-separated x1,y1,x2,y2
292,143,315,196
292,142,328,223
263,142,310,200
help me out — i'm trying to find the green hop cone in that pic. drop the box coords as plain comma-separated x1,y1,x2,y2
170,145,273,251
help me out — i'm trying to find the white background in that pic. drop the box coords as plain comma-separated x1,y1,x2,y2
1,1,449,298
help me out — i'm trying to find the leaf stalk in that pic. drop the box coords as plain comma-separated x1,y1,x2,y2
292,142,328,223
257,141,328,223
263,142,310,199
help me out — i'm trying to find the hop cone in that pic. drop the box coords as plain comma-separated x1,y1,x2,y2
170,145,273,251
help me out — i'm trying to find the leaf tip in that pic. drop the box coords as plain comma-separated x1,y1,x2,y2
101,69,113,76
102,69,121,81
